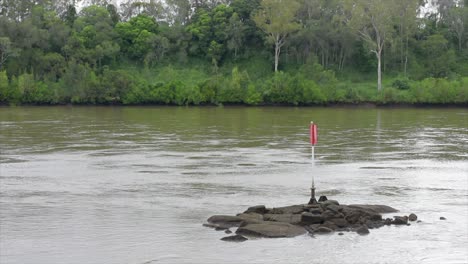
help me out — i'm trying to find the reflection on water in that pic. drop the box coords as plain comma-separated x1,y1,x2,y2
0,106,467,264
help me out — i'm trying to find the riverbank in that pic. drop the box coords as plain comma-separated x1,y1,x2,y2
1,69,467,106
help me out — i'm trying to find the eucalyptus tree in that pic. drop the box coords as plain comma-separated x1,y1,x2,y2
345,0,398,91
394,0,419,76
253,0,300,72
447,5,467,51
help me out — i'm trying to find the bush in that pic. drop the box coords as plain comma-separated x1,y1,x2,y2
392,79,411,90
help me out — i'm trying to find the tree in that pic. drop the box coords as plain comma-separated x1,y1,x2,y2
0,37,16,70
395,0,419,76
447,6,467,51
227,12,246,59
253,0,300,72
345,0,398,91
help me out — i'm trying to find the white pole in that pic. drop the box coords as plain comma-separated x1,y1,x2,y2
311,144,316,203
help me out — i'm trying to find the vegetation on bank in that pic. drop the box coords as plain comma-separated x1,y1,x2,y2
0,0,467,106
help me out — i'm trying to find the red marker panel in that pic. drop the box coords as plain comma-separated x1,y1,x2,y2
310,123,318,145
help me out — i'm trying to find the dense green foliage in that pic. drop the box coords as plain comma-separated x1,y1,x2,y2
0,0,467,105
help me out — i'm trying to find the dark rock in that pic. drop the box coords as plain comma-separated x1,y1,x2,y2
384,218,392,225
264,213,302,225
338,232,344,236
236,221,307,238
322,200,340,206
348,204,398,213
325,204,343,213
301,212,323,225
309,208,323,214
393,216,408,225
270,205,305,215
314,227,333,234
225,229,232,234
344,211,361,224
321,210,338,221
329,218,349,228
440,217,446,220
221,235,248,242
356,225,370,235
203,223,218,228
321,221,338,230
244,205,267,214
203,222,233,230
318,196,328,202
365,220,384,229
417,220,422,223
237,213,264,222
408,213,418,222
208,215,243,225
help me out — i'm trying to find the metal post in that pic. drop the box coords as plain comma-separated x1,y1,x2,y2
310,145,316,204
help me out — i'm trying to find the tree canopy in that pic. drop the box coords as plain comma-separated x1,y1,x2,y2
0,0,467,105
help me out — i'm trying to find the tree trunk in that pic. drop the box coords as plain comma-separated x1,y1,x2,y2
377,51,382,92
404,34,409,77
274,42,279,72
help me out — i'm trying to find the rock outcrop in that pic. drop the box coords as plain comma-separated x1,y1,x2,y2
204,198,419,240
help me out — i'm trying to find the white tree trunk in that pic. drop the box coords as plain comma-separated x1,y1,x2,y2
274,42,280,72
377,51,382,92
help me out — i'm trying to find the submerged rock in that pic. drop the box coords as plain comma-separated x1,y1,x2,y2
221,235,248,242
244,205,268,214
440,217,447,220
409,213,418,222
392,216,408,225
236,221,307,238
356,225,370,235
314,226,333,234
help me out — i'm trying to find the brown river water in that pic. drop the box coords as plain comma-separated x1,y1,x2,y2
0,106,467,264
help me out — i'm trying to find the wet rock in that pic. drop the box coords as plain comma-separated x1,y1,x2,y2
384,218,393,225
356,225,370,235
244,205,267,214
269,205,305,215
318,196,328,202
321,221,338,230
309,208,323,214
301,212,323,225
417,220,422,223
440,217,446,220
237,213,264,222
325,204,343,214
348,204,398,214
225,229,232,234
322,200,340,207
344,211,362,224
264,213,302,225
314,226,333,234
365,220,384,229
321,210,338,221
221,234,248,242
408,213,418,222
236,221,307,238
203,222,233,230
329,218,349,228
393,216,408,225
208,215,243,225
338,232,344,236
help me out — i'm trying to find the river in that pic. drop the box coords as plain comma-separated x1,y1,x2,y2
0,106,467,264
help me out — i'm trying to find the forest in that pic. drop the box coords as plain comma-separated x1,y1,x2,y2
0,0,467,105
